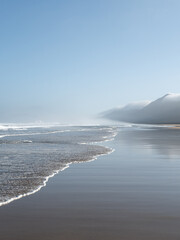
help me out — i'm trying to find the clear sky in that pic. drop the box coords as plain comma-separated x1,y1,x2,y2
1,0,180,123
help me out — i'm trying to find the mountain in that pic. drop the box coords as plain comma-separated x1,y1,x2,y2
103,93,180,124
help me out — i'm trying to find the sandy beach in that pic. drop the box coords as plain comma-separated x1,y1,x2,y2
1,127,180,240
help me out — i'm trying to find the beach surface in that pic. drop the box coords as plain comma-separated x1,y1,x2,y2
1,126,180,240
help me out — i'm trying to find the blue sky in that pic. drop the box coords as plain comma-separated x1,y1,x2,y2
1,0,180,123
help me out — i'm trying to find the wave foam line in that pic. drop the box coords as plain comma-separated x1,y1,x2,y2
0,128,117,207
0,130,71,139
0,147,114,208
80,130,118,145
0,165,68,207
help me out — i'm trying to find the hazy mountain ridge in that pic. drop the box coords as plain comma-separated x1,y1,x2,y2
103,93,180,124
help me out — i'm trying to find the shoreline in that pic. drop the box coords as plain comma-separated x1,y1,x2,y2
1,127,180,240
0,134,116,208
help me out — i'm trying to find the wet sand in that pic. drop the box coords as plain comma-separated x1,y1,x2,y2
1,127,180,240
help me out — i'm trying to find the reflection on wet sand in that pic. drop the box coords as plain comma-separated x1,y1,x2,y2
117,126,180,157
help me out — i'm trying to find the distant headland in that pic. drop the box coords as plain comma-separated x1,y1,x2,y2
103,93,180,124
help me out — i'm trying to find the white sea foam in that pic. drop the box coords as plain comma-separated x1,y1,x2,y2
0,123,68,131
0,165,68,207
0,129,71,139
0,127,117,207
0,148,115,207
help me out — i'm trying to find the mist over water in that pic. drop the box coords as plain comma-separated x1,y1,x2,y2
103,93,180,124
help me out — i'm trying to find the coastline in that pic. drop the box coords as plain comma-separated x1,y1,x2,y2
0,130,116,208
1,126,180,240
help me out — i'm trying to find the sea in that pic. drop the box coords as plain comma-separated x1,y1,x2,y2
0,124,117,207
1,123,180,239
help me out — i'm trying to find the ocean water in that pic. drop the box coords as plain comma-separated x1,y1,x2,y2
0,124,116,206
1,124,180,239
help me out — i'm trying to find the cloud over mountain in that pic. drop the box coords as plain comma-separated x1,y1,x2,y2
103,93,180,124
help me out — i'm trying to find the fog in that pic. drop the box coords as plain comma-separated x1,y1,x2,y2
103,93,180,124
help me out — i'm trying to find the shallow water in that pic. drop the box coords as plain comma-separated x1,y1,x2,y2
1,125,180,239
0,125,116,206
